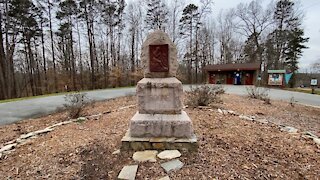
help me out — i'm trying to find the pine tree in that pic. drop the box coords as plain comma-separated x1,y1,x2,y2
56,0,78,91
79,0,98,89
9,0,41,96
179,3,200,83
145,0,168,31
115,0,126,65
243,33,259,63
285,27,309,87
35,1,49,93
272,0,299,68
267,0,309,87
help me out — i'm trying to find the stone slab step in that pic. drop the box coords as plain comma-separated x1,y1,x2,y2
118,165,138,180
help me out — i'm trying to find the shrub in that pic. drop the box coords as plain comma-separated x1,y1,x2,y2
289,96,295,107
246,86,271,104
63,92,89,118
186,85,225,107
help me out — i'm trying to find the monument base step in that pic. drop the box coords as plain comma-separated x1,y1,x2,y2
129,111,194,138
121,131,198,151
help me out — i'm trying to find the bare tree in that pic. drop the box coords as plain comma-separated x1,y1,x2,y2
47,0,58,92
310,60,320,73
167,0,185,43
216,10,236,64
234,0,273,64
127,1,143,84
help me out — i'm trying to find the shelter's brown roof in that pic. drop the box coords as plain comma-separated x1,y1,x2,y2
204,63,261,72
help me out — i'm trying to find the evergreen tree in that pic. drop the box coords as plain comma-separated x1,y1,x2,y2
78,0,98,89
115,0,126,65
179,3,200,83
243,33,259,63
56,0,78,91
266,0,309,87
285,27,309,87
145,0,168,31
9,0,41,96
264,32,277,69
272,0,299,68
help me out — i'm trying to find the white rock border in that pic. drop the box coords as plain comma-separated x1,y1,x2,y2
217,108,320,147
0,104,136,158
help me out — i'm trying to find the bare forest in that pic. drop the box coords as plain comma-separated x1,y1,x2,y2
0,0,308,100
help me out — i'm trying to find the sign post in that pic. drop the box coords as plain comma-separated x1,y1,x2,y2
257,75,261,87
310,79,318,94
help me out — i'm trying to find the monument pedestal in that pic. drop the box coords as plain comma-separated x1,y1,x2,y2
136,78,183,114
129,111,193,138
121,131,198,151
122,78,197,151
121,30,197,151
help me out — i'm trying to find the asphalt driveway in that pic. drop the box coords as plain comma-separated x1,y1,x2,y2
0,85,319,125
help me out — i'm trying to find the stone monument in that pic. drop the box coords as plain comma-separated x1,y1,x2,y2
121,30,197,151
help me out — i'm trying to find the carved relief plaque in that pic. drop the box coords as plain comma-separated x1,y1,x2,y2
149,44,169,72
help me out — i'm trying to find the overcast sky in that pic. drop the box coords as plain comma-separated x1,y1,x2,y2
299,0,320,71
133,0,320,70
212,0,320,71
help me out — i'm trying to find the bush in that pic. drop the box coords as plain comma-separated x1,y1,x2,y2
246,86,271,104
186,85,225,107
289,96,295,107
63,92,89,118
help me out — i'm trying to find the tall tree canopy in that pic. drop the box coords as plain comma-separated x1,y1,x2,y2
145,0,168,31
0,0,311,100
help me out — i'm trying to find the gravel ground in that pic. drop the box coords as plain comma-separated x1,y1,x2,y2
0,94,319,179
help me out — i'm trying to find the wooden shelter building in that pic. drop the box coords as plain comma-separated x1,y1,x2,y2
204,63,261,85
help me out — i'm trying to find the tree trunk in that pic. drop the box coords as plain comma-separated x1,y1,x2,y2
48,0,58,92
130,30,135,85
26,40,35,96
69,19,77,91
195,27,199,83
110,26,115,67
102,44,107,88
84,5,95,89
91,23,98,87
40,21,48,93
33,40,42,95
0,10,7,99
189,18,193,84
76,19,84,90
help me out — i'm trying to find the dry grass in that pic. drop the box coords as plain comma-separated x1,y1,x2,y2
186,85,225,107
246,86,271,104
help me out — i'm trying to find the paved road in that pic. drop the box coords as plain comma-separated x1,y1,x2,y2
0,88,136,125
217,85,320,107
0,85,319,125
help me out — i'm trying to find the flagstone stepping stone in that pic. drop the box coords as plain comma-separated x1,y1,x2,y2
0,143,17,153
303,131,318,139
157,150,181,160
161,159,184,173
132,150,158,162
255,118,268,124
313,138,320,145
159,176,170,180
112,149,120,155
280,126,298,133
239,115,254,121
118,165,138,180
227,110,238,116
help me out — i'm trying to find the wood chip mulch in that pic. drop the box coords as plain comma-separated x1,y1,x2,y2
0,94,319,179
